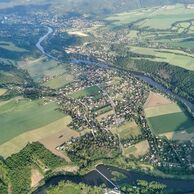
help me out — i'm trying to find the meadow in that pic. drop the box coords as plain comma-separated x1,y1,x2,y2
0,97,64,145
122,140,149,158
43,73,74,89
112,120,141,138
70,85,102,99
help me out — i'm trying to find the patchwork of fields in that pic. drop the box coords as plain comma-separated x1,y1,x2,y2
144,92,194,137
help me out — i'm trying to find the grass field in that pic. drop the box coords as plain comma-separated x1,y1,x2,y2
70,85,102,99
147,112,194,134
0,116,72,158
122,140,149,158
0,98,64,145
44,74,74,89
112,120,141,138
0,88,7,96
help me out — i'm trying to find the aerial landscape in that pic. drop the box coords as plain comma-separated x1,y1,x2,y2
2,0,194,193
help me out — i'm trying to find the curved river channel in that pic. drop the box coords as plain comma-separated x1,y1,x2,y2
34,27,194,194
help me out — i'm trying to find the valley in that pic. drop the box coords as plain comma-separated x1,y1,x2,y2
1,1,194,194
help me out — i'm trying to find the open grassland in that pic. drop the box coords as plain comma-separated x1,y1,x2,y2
0,41,27,52
0,116,72,158
130,46,194,71
0,98,64,145
43,74,74,89
112,120,141,138
0,88,7,96
122,140,149,158
70,85,102,99
148,112,194,134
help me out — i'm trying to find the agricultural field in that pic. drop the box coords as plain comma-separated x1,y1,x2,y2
0,116,72,158
0,97,65,146
122,140,149,158
144,92,194,135
112,120,141,138
70,85,102,99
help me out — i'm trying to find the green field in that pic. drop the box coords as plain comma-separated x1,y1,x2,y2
70,85,102,99
148,112,194,134
112,120,141,138
44,74,74,89
0,98,64,145
47,181,103,194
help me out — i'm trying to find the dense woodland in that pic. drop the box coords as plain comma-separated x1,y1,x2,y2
0,143,67,194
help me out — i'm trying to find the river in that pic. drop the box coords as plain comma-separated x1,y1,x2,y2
33,165,194,194
34,27,194,193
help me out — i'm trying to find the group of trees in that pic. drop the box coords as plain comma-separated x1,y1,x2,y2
0,143,67,194
120,180,167,194
65,131,121,167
